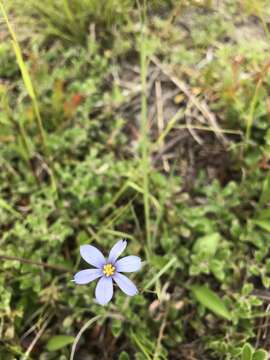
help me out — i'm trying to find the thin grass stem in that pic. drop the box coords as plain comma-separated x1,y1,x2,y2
139,0,151,254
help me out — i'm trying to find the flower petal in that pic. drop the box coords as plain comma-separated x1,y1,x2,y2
108,239,127,263
95,276,113,306
113,272,138,296
80,245,105,268
73,269,102,285
115,256,141,273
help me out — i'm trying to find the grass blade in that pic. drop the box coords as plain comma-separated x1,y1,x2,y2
0,2,47,152
191,285,231,321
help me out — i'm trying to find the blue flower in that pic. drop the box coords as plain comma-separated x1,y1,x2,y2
73,240,141,305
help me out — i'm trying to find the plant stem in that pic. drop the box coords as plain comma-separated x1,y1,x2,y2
32,98,47,156
140,0,151,253
70,316,101,360
70,313,125,360
142,256,177,292
0,255,71,273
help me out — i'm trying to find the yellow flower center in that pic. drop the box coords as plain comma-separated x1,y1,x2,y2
103,263,115,277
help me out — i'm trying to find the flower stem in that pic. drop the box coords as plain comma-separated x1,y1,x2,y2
140,0,151,255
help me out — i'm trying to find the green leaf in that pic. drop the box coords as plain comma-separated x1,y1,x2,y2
242,343,254,360
193,232,220,256
191,285,231,320
253,350,268,360
253,220,270,232
256,208,270,220
260,172,270,205
46,335,75,352
0,198,21,217
119,351,130,360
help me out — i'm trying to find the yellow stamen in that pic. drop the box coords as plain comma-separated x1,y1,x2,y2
103,263,115,277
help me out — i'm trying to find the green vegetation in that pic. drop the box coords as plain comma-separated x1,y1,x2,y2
1,0,270,358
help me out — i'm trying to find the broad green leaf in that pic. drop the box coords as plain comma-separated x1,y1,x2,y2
241,343,254,360
253,350,268,360
193,232,220,256
253,220,270,232
46,335,75,352
191,285,231,320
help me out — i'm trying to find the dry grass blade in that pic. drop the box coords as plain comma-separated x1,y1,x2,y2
153,307,168,360
155,80,170,171
21,314,53,360
151,55,229,146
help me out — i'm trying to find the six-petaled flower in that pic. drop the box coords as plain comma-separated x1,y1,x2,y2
73,240,141,305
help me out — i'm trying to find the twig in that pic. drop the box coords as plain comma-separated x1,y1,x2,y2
0,255,71,273
186,116,203,145
174,124,242,135
151,55,228,145
263,304,270,340
152,132,188,166
186,101,203,145
21,313,53,360
153,308,168,360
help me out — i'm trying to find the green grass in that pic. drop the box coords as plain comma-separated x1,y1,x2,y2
15,0,134,44
1,0,270,359
0,2,46,150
